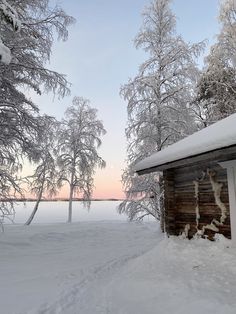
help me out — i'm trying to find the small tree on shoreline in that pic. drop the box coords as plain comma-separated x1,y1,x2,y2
57,97,106,223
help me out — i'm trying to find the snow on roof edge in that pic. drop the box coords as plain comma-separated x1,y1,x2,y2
134,113,236,172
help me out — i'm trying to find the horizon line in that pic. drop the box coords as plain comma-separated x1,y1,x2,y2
4,197,125,202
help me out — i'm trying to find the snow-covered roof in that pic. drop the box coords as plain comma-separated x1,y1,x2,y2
134,113,236,172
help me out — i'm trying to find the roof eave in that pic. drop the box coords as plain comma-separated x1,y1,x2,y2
136,144,236,175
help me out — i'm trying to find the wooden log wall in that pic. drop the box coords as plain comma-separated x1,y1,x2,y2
164,162,231,239
163,169,175,235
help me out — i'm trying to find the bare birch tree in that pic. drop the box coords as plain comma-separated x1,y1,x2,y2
57,97,106,223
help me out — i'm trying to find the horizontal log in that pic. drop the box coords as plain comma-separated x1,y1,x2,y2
175,215,230,225
174,167,227,178
174,162,225,173
175,221,231,229
176,206,220,213
176,207,229,217
174,178,227,187
175,196,229,201
175,200,229,207
199,198,229,204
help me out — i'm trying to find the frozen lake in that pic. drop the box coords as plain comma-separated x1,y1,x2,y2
12,201,128,224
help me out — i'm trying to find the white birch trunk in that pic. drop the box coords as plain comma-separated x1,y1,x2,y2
68,168,75,223
68,183,74,223
25,187,43,225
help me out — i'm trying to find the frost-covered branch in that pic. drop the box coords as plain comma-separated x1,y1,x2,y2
0,0,21,64
192,0,236,126
0,0,75,222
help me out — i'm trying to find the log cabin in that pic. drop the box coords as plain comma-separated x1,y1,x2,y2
134,113,236,242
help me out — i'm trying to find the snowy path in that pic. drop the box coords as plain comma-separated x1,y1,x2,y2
0,222,159,314
35,241,155,314
1,221,236,314
43,236,236,314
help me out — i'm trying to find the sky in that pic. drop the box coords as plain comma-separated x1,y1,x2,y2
29,0,220,199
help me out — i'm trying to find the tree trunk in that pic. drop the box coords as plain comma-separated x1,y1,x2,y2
25,187,43,225
68,183,74,223
68,158,76,223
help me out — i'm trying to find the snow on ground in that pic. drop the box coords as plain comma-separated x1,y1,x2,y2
1,221,236,314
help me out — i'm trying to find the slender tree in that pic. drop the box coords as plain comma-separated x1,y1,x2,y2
57,97,106,223
25,116,60,225
119,0,204,225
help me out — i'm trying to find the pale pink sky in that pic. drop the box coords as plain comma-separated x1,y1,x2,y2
57,168,124,199
27,0,219,199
